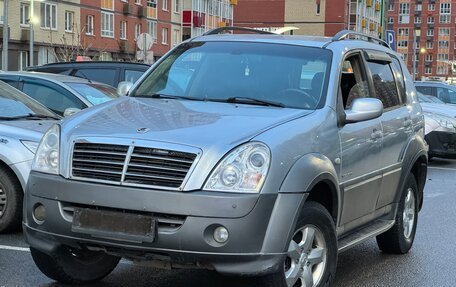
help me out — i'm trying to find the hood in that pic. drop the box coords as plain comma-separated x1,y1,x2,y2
420,103,456,118
62,97,311,149
0,120,56,142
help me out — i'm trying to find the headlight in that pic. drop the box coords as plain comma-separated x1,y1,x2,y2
424,112,456,130
204,142,271,193
31,124,60,175
21,140,39,154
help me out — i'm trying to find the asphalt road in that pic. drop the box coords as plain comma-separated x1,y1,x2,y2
1,158,455,287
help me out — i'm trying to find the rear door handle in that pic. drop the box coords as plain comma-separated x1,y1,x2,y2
403,119,413,127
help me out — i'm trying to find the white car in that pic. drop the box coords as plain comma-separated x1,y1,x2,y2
418,93,456,159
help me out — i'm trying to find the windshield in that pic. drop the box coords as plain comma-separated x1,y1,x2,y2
133,42,332,109
417,93,432,103
427,95,445,104
66,83,119,105
0,80,57,119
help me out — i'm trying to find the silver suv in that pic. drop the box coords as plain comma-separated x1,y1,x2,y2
24,29,428,287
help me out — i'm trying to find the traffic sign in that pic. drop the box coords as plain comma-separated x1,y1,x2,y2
386,30,395,51
136,33,154,51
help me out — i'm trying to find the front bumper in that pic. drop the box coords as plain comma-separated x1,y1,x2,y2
425,131,456,159
24,172,307,276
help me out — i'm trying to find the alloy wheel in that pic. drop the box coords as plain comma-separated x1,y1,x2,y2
403,188,416,239
0,183,6,218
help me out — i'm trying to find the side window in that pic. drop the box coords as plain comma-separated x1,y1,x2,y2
73,69,118,86
415,86,433,96
341,54,371,109
124,69,145,83
366,61,400,109
0,79,19,89
436,87,456,104
390,57,406,103
22,81,85,115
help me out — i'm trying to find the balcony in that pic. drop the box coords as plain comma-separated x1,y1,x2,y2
119,40,129,52
0,26,10,40
138,6,146,18
123,3,132,15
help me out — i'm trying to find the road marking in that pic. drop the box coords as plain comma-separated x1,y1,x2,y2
0,245,30,252
429,166,456,171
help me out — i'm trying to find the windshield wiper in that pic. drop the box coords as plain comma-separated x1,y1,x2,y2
0,113,61,121
224,97,285,108
135,94,203,101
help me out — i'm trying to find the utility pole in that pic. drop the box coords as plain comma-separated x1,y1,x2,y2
30,0,34,67
2,0,8,71
412,29,417,81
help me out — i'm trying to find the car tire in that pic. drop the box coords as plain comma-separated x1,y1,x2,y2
30,246,120,284
245,201,337,287
0,166,23,233
376,173,418,254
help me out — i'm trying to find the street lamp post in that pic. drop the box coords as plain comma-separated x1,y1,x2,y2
30,0,34,67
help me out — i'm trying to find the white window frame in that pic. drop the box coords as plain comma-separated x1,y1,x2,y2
86,15,94,35
120,21,127,40
388,17,394,24
427,16,434,24
162,0,168,11
147,20,157,42
40,2,57,30
174,0,180,13
398,28,409,36
425,67,432,74
20,3,30,27
135,0,142,5
101,11,114,38
135,23,142,40
161,27,168,44
173,28,180,46
64,11,74,32
439,28,450,36
19,51,29,71
427,29,434,36
426,41,434,49
440,3,451,14
428,4,435,11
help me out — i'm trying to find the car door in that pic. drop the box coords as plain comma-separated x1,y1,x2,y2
338,51,384,227
19,77,86,116
363,52,412,208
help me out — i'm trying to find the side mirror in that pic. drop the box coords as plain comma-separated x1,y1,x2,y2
345,98,383,123
117,81,133,96
64,107,81,117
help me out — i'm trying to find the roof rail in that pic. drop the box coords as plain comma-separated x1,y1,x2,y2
202,26,275,36
331,30,390,49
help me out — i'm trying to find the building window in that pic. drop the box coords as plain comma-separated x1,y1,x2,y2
438,40,449,48
20,3,30,26
40,3,57,29
147,0,157,8
147,20,157,42
398,28,409,36
428,4,435,11
415,4,422,11
437,66,448,75
427,16,434,24
425,67,432,74
426,41,434,49
440,15,451,23
427,29,434,36
439,28,450,36
162,0,168,10
438,53,449,61
162,27,168,44
416,42,420,49
86,15,94,35
173,29,180,46
398,40,408,48
398,3,410,24
388,3,394,11
440,3,451,14
120,21,127,39
135,23,142,39
101,12,114,37
136,0,142,4
18,51,29,71
414,17,421,24
316,2,320,15
65,11,74,32
388,17,394,24
174,0,180,13
425,55,433,62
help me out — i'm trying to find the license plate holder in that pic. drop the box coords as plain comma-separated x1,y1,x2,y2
72,208,156,243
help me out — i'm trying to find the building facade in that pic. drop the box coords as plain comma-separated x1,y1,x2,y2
182,0,235,40
234,0,386,38
387,0,456,81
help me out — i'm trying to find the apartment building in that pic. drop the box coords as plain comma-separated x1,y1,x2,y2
234,0,387,38
387,0,456,81
182,0,235,40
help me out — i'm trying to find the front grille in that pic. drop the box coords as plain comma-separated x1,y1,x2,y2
71,142,197,190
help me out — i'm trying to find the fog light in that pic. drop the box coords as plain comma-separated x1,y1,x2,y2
33,204,46,223
213,226,229,243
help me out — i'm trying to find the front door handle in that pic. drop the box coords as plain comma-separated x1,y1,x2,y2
371,129,382,140
403,119,413,127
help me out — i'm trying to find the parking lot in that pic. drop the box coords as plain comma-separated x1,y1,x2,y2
0,158,454,286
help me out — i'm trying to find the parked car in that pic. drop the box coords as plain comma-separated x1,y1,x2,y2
417,93,456,158
25,29,427,286
0,72,119,116
0,80,59,233
415,81,456,104
27,61,150,88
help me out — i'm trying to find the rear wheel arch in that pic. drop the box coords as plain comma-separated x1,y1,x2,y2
409,155,427,210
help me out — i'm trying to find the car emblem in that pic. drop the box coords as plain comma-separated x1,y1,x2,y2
136,127,150,134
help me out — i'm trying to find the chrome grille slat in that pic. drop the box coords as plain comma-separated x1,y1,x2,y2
71,142,197,190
